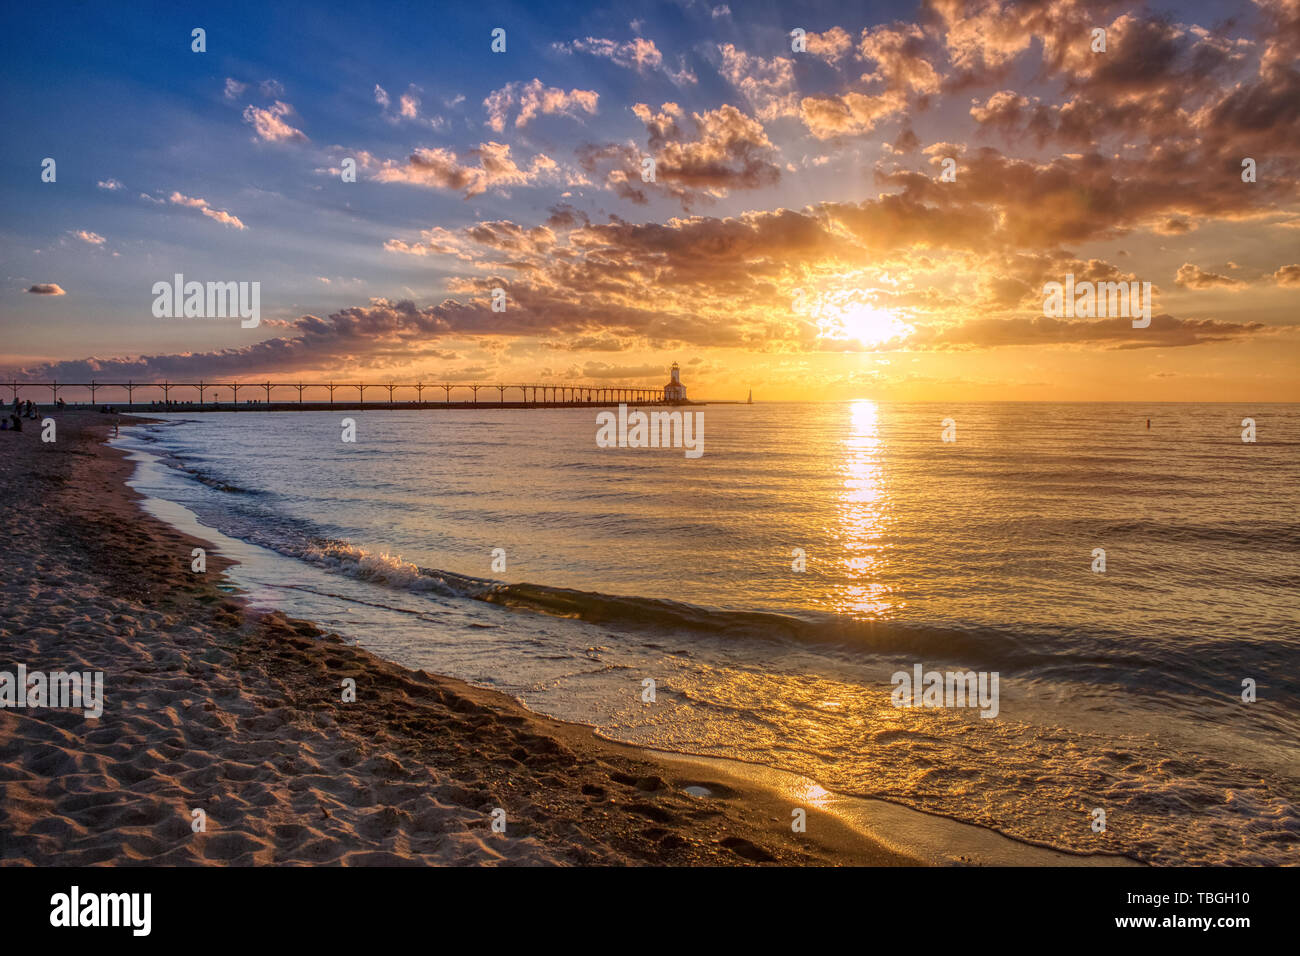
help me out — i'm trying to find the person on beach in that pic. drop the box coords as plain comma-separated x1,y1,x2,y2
9,414,21,431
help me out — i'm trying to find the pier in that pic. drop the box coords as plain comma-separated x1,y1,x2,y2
5,380,681,411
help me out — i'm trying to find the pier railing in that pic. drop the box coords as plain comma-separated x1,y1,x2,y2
5,381,668,408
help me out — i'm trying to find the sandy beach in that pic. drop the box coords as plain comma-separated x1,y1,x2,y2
0,409,917,866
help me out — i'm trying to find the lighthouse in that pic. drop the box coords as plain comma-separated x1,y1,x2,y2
663,362,687,404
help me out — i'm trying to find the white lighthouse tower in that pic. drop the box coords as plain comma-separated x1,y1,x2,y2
663,362,687,404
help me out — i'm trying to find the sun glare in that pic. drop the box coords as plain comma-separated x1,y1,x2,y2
818,302,915,348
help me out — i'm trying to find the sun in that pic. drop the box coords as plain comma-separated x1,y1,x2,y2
822,302,915,348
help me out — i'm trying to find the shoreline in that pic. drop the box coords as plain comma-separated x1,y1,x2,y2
1,409,913,865
2,409,1140,866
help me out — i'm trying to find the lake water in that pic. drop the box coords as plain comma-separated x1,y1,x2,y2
116,401,1300,864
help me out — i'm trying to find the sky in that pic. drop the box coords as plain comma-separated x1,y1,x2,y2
1,0,1297,401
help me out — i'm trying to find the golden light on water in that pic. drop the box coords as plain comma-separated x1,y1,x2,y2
793,780,832,808
836,400,896,618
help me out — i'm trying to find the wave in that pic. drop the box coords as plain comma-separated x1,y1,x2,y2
288,540,1142,677
178,465,256,494
124,419,1298,699
274,536,1300,705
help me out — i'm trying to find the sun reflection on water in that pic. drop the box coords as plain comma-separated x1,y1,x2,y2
836,400,897,618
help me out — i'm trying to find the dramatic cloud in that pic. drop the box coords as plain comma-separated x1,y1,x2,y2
637,102,780,191
717,44,799,120
858,23,943,94
366,187,1276,364
242,101,308,143
168,192,247,230
554,36,696,84
558,36,663,70
1175,263,1247,290
1273,264,1300,287
800,89,909,138
27,283,66,295
484,79,599,132
872,146,1284,247
946,0,1300,213
806,27,855,62
365,143,560,198
581,102,781,208
13,301,469,381
925,0,1109,83
911,313,1266,350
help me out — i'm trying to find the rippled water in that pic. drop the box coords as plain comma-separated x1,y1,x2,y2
118,402,1300,864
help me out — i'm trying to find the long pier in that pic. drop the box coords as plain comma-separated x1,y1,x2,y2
6,381,676,411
